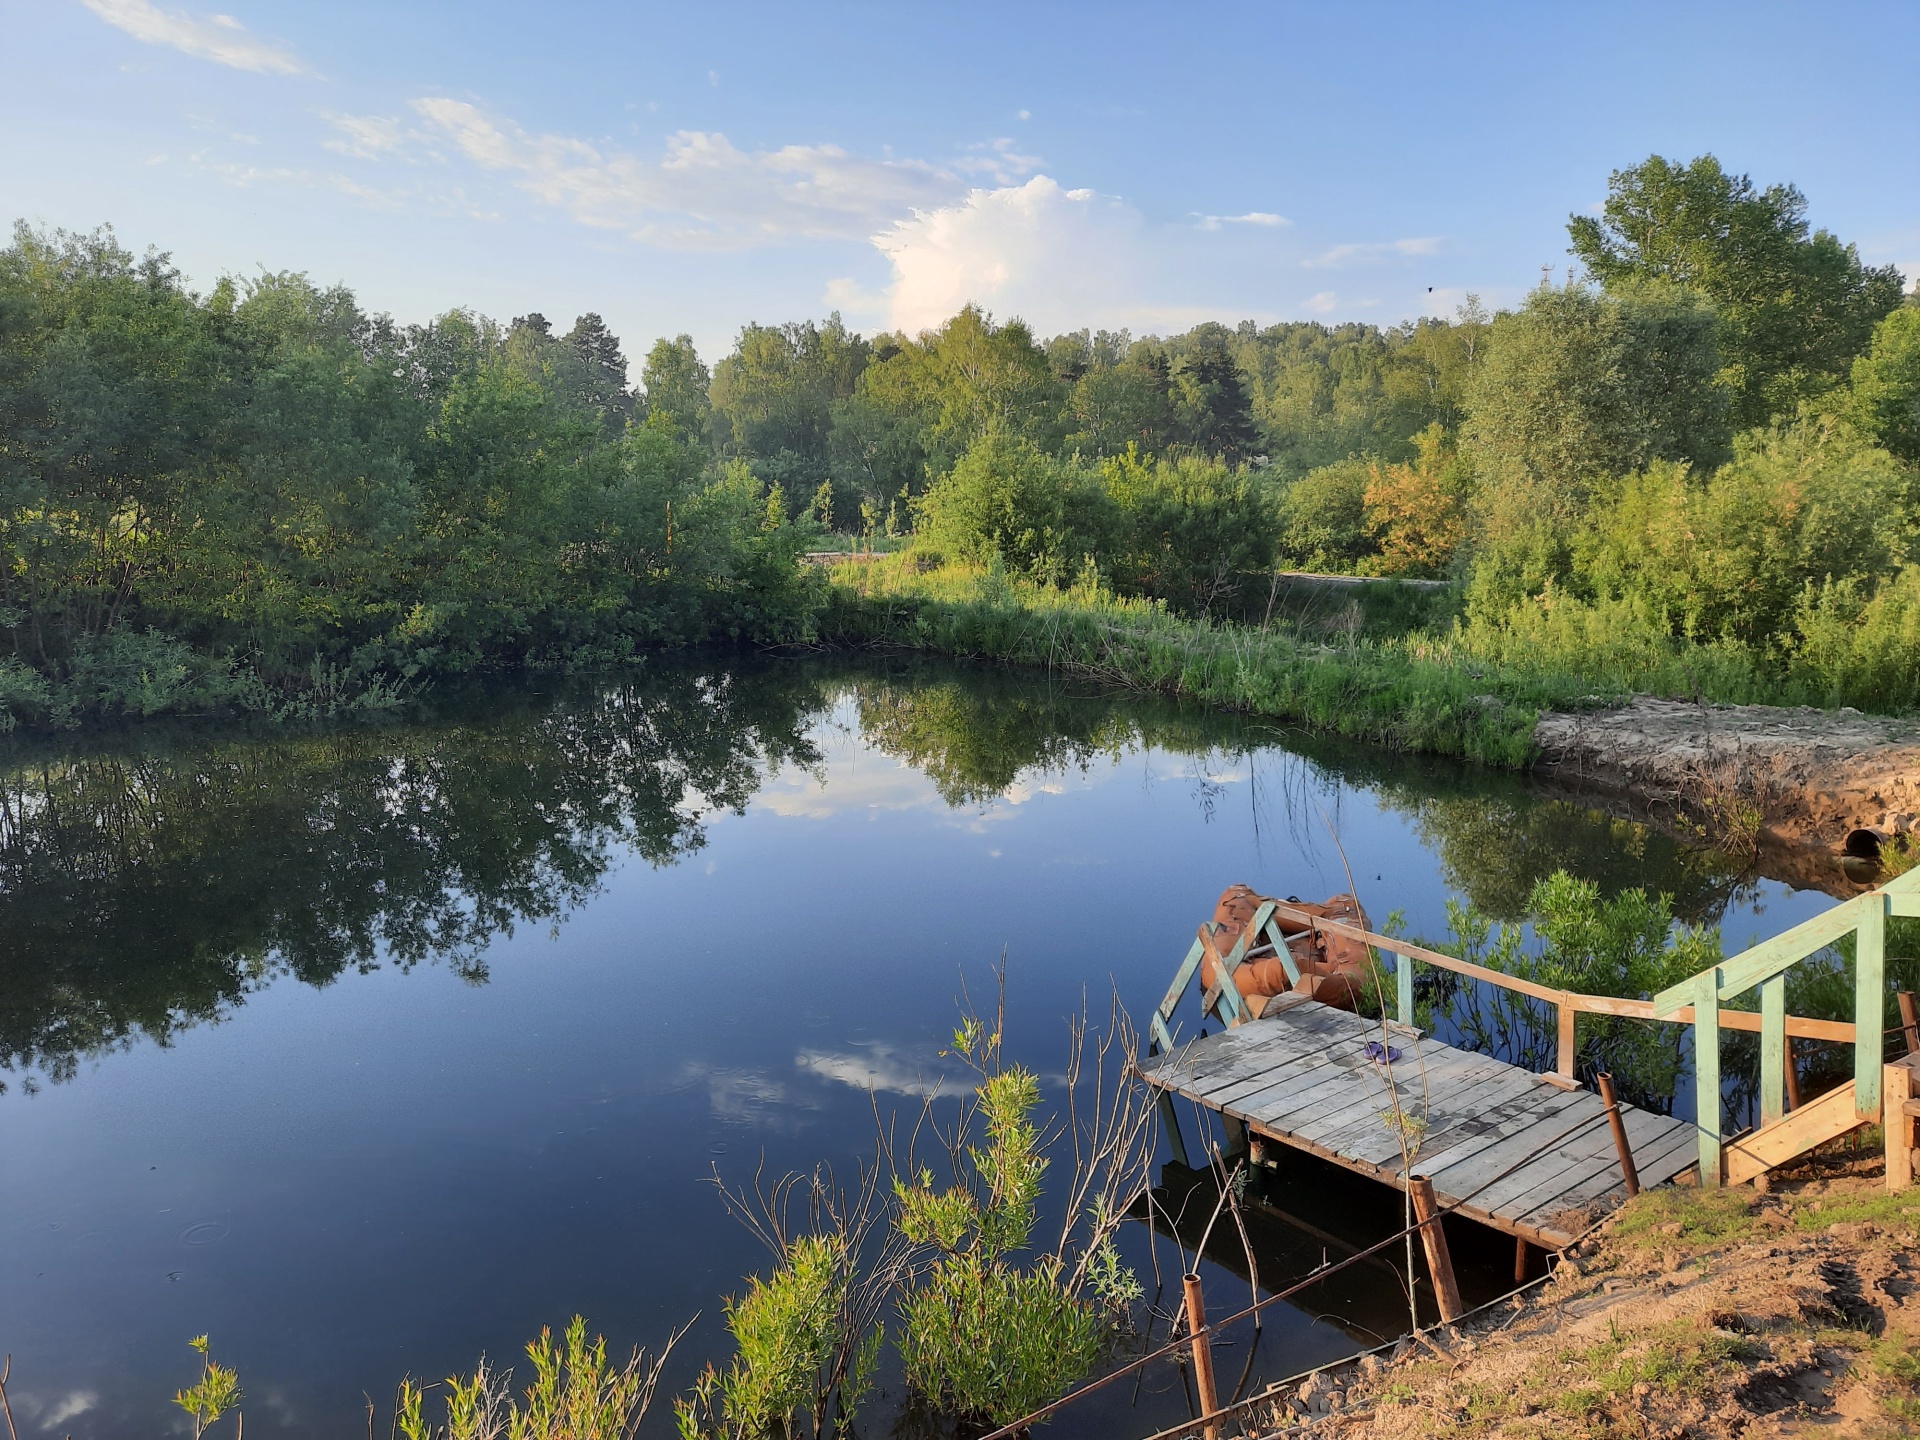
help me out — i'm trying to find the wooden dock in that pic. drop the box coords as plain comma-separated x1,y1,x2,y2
1138,993,1699,1248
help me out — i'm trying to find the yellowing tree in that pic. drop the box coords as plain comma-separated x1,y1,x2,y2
1363,423,1466,576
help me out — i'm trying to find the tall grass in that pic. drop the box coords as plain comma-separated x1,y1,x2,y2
822,556,1596,768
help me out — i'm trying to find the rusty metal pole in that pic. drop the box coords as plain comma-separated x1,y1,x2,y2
1407,1176,1463,1323
1513,1234,1529,1287
1596,1072,1641,1197
1784,1036,1802,1112
1899,991,1920,1057
1182,1273,1220,1440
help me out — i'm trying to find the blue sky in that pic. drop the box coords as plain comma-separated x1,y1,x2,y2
5,1,1916,361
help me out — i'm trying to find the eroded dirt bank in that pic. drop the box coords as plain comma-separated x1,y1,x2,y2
1239,1154,1920,1439
1533,698,1920,879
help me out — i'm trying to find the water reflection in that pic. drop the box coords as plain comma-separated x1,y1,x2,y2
1,656,1780,1098
0,666,828,1093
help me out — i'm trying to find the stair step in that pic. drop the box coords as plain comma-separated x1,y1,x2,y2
1724,1080,1872,1185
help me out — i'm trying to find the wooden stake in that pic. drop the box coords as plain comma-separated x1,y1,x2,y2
1513,1234,1529,1287
1597,1072,1641,1197
1182,1273,1220,1440
1785,1036,1802,1112
1408,1175,1463,1323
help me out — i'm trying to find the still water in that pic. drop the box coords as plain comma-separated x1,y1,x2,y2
0,655,1837,1436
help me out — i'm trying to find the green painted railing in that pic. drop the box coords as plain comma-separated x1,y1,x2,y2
1653,863,1920,1186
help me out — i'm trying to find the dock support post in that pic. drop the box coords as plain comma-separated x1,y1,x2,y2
1597,1072,1640,1197
1408,1175,1463,1324
1157,1090,1191,1170
1182,1273,1220,1440
1513,1234,1529,1287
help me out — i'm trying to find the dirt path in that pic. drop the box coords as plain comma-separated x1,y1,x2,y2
1533,698,1920,873
1243,1152,1920,1439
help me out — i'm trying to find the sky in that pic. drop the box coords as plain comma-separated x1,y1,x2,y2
4,0,1917,362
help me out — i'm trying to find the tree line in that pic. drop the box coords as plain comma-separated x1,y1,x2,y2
3,151,1917,727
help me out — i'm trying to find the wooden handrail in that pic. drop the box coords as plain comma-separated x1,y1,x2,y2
1261,901,1854,1043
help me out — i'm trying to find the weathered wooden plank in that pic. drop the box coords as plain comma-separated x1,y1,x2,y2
1391,1084,1591,1182
1723,1080,1867,1184
1517,1120,1699,1227
1760,975,1786,1127
1204,1038,1371,1110
1327,1056,1537,1166
1695,969,1723,1186
1346,1066,1557,1169
1856,897,1886,1118
1526,1123,1699,1225
1493,1104,1681,1220
1297,1046,1514,1147
1654,896,1869,1016
1418,1096,1610,1201
1157,937,1206,1022
1241,1053,1380,1129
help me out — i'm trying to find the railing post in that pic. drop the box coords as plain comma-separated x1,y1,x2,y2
1695,968,1722,1187
1900,991,1920,1056
1182,1273,1220,1440
1597,1072,1640,1197
1759,974,1786,1127
1408,1175,1463,1323
1556,998,1576,1081
1397,952,1414,1027
1857,896,1886,1120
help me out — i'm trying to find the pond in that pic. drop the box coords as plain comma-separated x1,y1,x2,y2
0,654,1840,1437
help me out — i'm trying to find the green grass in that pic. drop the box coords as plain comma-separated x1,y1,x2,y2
820,558,1610,769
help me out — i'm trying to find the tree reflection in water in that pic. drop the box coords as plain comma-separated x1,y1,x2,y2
1,654,1758,1095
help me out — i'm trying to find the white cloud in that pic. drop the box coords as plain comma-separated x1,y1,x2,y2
1303,291,1337,313
43,1392,99,1428
954,138,1045,184
409,99,957,251
80,0,306,74
1197,211,1289,231
321,111,406,161
796,1043,950,1097
1302,236,1443,269
874,177,1152,334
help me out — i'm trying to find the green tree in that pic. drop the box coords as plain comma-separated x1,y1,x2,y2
858,306,1063,476
1848,305,1920,464
1101,447,1276,610
912,430,1105,581
1167,328,1259,461
1463,281,1725,606
710,316,868,500
641,334,714,450
1568,154,1905,426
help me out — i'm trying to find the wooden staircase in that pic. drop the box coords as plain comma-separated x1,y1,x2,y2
1722,1080,1871,1185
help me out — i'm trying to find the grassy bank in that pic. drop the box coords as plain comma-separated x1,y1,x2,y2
1271,1152,1920,1438
820,556,1608,769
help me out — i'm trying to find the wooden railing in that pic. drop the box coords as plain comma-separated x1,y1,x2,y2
1151,882,1894,1183
1650,863,1920,1185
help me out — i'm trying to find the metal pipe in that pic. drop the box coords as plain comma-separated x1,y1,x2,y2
1407,1175,1463,1323
1596,1072,1640,1197
1182,1273,1220,1440
1785,1036,1802,1112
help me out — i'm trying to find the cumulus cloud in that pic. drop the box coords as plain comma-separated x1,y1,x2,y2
874,177,1155,334
1302,236,1443,269
954,137,1045,184
1303,291,1338,313
409,99,956,251
80,0,306,74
